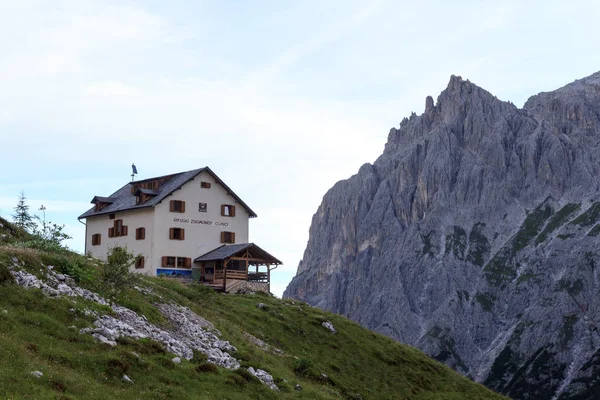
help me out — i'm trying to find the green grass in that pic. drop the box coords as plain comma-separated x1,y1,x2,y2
535,203,581,244
484,201,553,287
570,202,600,227
475,293,496,312
445,226,467,260
0,237,506,399
466,223,490,267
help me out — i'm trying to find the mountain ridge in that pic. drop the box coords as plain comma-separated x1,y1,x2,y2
285,71,600,399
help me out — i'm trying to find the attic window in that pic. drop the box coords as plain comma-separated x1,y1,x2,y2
201,182,211,189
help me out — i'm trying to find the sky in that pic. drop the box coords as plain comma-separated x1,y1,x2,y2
1,0,600,297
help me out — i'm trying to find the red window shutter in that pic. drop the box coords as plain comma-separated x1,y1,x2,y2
221,205,226,216
169,228,174,239
231,206,236,217
185,258,191,268
170,200,175,212
232,232,236,244
162,256,167,267
181,201,185,213
181,229,185,240
220,231,225,243
141,228,145,240
123,226,128,236
108,227,114,237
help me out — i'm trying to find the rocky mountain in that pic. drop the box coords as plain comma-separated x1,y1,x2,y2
284,71,600,399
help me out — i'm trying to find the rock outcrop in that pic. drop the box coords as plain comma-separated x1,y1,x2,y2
284,71,600,399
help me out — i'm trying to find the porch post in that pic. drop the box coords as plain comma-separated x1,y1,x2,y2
266,262,271,293
223,259,228,291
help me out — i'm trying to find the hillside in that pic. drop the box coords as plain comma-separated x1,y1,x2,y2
284,71,600,399
0,217,503,399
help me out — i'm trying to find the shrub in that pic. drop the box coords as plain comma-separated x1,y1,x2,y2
195,363,219,374
98,247,139,294
191,349,208,364
0,262,14,284
234,368,261,384
293,358,313,375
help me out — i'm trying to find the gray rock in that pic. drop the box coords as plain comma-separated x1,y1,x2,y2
122,374,133,384
322,321,336,333
247,367,279,391
30,371,43,378
284,71,600,399
295,384,303,391
257,303,266,309
172,357,181,364
55,274,65,281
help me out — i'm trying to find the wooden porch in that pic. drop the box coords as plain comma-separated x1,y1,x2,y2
194,243,281,293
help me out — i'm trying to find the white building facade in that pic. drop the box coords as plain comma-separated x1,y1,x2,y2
79,167,256,278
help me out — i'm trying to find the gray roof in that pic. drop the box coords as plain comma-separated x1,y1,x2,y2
194,243,282,265
79,167,257,219
91,196,117,203
135,188,160,196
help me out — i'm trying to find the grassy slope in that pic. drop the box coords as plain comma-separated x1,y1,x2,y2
0,220,504,400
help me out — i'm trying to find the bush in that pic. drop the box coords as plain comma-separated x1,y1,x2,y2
39,253,94,284
0,263,14,284
98,247,139,294
195,363,219,374
191,349,208,364
234,368,261,384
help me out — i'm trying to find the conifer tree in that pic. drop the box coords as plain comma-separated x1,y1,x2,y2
12,191,34,232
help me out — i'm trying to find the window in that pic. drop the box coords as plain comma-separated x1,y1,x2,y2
162,256,176,267
221,231,235,244
136,227,146,240
161,256,190,268
108,219,128,237
199,202,207,212
91,234,101,246
135,256,145,269
221,204,236,217
201,181,211,189
170,200,185,213
169,227,185,240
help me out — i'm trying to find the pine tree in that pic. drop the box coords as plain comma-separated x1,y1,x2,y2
12,191,34,232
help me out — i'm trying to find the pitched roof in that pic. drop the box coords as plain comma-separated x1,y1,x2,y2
78,167,257,219
91,196,117,203
194,243,282,265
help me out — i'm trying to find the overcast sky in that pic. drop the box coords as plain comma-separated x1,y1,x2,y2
1,0,599,297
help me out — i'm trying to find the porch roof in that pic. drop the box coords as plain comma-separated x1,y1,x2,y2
194,243,282,265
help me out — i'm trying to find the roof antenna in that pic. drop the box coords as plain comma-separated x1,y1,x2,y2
131,163,138,182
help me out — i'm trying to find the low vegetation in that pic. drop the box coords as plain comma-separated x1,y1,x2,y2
0,216,505,399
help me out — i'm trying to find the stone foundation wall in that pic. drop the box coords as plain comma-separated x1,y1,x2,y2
227,280,269,294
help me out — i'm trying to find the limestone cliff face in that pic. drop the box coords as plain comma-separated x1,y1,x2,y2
284,72,600,399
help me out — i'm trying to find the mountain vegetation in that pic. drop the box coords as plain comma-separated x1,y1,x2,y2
0,216,504,399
